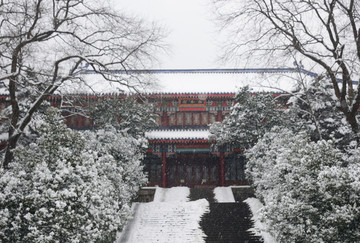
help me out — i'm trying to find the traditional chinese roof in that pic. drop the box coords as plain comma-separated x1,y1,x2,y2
81,68,316,75
63,67,321,94
0,67,357,96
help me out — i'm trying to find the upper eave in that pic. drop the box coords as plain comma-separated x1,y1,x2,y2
79,67,317,75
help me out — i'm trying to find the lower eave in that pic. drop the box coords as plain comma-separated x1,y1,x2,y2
148,138,211,144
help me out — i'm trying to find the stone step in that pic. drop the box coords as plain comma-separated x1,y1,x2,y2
189,187,215,202
231,186,256,202
120,200,209,242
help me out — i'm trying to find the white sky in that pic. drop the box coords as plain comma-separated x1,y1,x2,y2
117,0,225,69
60,0,313,94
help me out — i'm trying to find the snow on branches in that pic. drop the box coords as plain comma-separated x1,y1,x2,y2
0,108,147,242
210,81,360,241
246,129,360,242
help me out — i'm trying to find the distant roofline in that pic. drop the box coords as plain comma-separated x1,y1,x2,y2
80,67,359,85
81,67,318,77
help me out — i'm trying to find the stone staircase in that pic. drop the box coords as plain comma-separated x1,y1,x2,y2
126,187,264,243
119,188,208,243
200,202,263,243
190,187,264,243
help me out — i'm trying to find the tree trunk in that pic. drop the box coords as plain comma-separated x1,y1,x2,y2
3,134,20,169
346,112,359,137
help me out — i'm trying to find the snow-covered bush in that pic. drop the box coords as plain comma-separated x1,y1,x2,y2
209,86,289,148
210,80,356,150
246,128,360,242
86,96,150,208
83,125,148,207
0,108,146,242
288,78,354,147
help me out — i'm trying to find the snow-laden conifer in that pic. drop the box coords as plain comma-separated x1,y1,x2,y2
246,129,360,242
0,108,146,242
209,86,288,149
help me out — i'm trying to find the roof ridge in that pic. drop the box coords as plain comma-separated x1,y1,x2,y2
80,67,316,75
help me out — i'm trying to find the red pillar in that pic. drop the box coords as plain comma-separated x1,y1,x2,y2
161,151,167,188
220,151,225,186
162,111,169,126
216,110,223,122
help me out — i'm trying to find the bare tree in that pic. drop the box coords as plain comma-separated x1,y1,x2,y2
212,0,360,135
0,0,164,168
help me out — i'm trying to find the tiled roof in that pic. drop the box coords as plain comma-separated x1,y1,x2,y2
81,67,310,75
63,68,320,94
1,68,357,96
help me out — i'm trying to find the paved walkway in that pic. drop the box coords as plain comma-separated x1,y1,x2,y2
119,187,265,243
119,187,209,243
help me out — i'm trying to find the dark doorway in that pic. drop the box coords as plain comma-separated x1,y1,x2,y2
167,155,219,187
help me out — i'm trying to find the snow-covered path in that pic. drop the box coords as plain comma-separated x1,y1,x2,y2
119,187,209,243
153,186,190,202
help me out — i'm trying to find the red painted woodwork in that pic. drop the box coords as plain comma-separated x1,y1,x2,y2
78,115,85,127
176,144,209,148
161,111,169,126
170,111,213,126
211,101,218,107
216,110,223,122
179,107,206,111
220,151,225,186
161,151,167,188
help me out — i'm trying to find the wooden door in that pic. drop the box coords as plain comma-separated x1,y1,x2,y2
167,156,219,187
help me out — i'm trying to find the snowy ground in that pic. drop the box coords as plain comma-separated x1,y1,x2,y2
118,187,272,243
153,186,190,202
118,187,209,243
244,197,277,243
213,187,235,202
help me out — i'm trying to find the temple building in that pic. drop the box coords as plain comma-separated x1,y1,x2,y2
102,68,314,188
0,68,318,187
143,91,240,188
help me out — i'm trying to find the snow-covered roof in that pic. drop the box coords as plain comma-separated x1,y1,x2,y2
145,128,210,140
1,68,357,96
0,133,8,141
60,68,317,94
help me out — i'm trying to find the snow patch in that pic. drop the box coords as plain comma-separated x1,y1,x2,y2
153,186,190,202
214,187,235,202
0,133,8,140
145,129,210,140
230,185,251,188
244,197,277,243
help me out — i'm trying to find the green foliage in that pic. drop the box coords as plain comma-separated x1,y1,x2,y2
90,96,157,137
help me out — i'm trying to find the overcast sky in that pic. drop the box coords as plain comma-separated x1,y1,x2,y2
118,0,227,69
